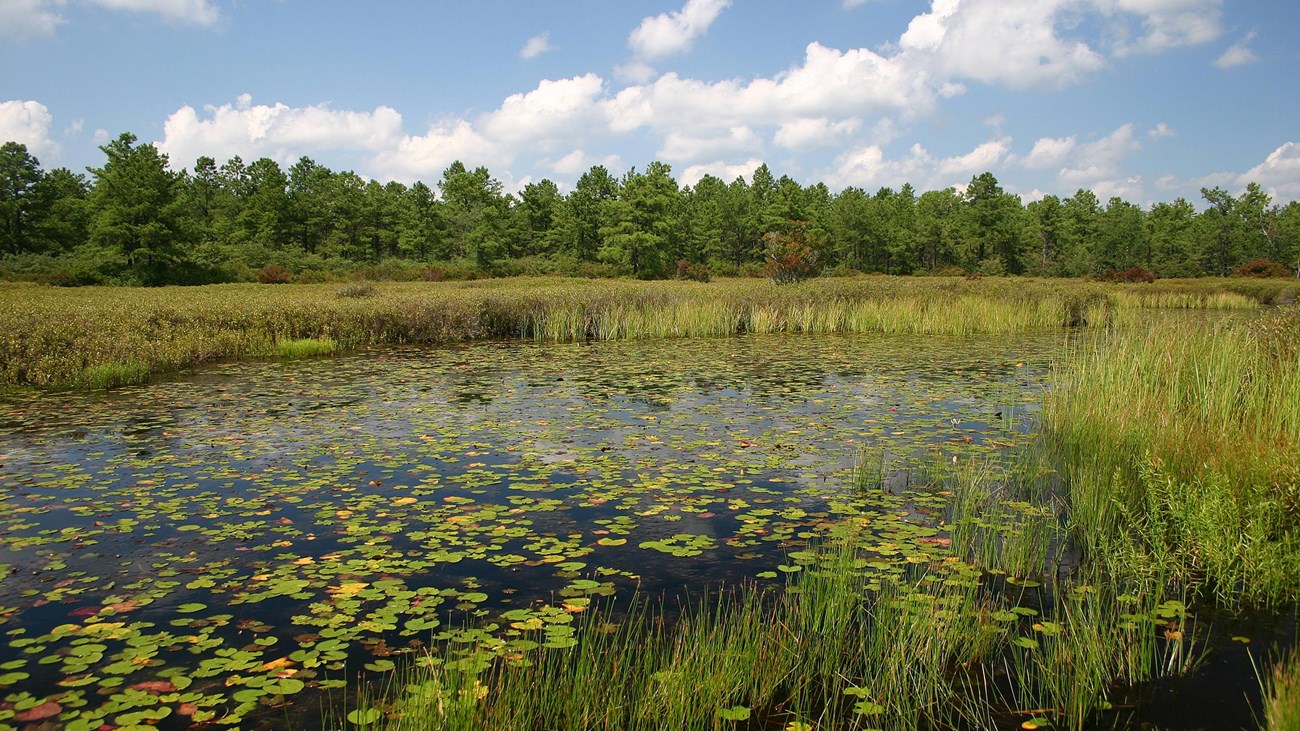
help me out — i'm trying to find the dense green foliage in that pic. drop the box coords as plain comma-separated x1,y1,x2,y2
2,135,1298,285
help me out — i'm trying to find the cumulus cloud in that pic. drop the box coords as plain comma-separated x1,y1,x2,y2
1102,0,1222,55
157,94,404,169
1147,122,1175,139
904,0,1106,90
613,61,658,85
935,137,1012,179
1091,176,1146,202
0,0,64,39
603,42,937,139
825,143,932,190
1059,123,1142,183
371,120,508,184
825,136,1016,191
1023,135,1077,170
774,117,863,151
657,126,762,162
1239,141,1300,191
679,158,763,187
0,100,61,160
548,149,623,176
1213,30,1258,68
519,32,555,60
628,0,732,60
479,74,605,148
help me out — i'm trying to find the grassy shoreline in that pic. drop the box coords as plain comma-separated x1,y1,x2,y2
2,275,1292,390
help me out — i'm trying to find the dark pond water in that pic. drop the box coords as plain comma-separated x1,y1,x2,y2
0,333,1053,729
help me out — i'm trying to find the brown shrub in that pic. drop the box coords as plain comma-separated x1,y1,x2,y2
1232,258,1293,278
256,265,293,284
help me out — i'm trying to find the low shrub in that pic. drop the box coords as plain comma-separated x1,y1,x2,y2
762,222,824,285
675,259,711,283
1099,267,1156,283
256,264,294,284
1231,258,1293,278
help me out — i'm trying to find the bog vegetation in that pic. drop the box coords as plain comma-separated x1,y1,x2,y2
5,275,1297,390
1,135,1298,287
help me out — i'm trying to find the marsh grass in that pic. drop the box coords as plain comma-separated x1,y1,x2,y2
275,337,338,359
81,360,150,389
0,277,1124,388
1048,308,1300,603
1262,648,1300,731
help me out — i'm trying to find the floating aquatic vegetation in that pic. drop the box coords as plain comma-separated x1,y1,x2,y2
0,332,1058,729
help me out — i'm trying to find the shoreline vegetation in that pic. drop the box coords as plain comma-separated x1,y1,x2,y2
2,275,1297,390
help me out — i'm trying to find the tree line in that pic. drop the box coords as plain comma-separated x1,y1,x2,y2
2,133,1297,286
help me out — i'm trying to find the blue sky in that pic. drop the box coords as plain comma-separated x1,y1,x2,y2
2,0,1298,204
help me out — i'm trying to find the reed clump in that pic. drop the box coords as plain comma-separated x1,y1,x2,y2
1047,307,1300,604
1263,648,1300,731
275,337,338,359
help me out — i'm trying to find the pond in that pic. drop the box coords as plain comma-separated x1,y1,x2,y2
0,333,1057,730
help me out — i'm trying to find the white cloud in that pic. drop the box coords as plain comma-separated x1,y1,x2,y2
1024,135,1077,170
825,143,932,190
1059,123,1142,183
519,32,555,60
1151,141,1300,203
479,74,605,148
825,136,1016,191
657,126,762,162
907,0,1107,90
628,0,732,60
603,42,936,139
679,158,763,187
0,0,217,39
935,137,1012,178
157,94,405,169
1239,141,1300,189
614,61,658,85
0,0,63,39
86,0,219,25
0,100,61,160
371,120,508,184
1147,122,1175,139
1091,176,1146,202
1101,0,1222,54
773,117,863,151
1213,31,1258,69
549,150,623,176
